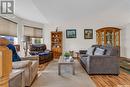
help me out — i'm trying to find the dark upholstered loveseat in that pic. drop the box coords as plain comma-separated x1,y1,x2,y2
80,45,120,75
29,44,53,64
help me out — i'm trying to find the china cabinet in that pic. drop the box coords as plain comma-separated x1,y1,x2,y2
96,27,120,47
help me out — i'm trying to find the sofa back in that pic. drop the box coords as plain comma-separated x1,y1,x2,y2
29,44,46,52
92,45,119,56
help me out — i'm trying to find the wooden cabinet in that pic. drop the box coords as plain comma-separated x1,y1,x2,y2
51,32,62,59
96,27,120,47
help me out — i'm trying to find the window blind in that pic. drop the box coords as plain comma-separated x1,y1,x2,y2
0,17,17,36
24,26,43,38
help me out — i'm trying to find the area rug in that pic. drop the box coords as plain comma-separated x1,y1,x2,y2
32,60,96,87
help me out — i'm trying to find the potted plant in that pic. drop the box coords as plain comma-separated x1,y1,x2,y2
64,52,71,58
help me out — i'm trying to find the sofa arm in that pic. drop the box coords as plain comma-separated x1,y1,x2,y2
13,60,32,69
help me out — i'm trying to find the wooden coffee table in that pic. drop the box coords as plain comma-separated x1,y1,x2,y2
58,56,75,75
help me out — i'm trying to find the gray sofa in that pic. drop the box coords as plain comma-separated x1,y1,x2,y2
80,45,120,75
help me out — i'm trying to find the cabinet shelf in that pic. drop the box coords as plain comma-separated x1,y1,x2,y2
51,31,62,59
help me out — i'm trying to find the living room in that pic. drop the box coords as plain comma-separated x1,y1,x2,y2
0,0,130,87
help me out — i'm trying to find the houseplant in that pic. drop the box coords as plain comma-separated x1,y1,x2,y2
64,52,71,58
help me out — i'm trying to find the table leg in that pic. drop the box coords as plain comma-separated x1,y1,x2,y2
72,64,75,75
58,64,61,75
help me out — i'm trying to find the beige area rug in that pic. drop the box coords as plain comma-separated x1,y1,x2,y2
32,60,96,87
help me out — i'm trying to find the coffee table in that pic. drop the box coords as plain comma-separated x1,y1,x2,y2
58,56,75,75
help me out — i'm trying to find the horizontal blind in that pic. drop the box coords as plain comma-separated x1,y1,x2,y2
24,26,42,38
0,17,17,36
34,27,42,38
24,26,34,37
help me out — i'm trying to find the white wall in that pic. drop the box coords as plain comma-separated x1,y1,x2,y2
44,23,125,54
121,23,130,58
44,24,96,52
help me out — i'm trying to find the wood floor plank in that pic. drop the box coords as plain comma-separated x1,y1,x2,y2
90,70,130,87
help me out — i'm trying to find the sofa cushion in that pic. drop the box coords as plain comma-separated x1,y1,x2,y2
39,50,50,56
29,44,46,52
94,48,105,55
29,51,39,55
87,47,95,55
13,60,32,69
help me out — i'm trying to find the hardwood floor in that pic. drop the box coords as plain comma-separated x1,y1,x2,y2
38,60,130,87
38,62,49,71
90,70,130,87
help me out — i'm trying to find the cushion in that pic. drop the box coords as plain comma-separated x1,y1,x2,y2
29,51,39,55
87,47,95,55
94,48,105,55
30,44,46,51
12,60,32,69
7,44,21,62
39,52,49,56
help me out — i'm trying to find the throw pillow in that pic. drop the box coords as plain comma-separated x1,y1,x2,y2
94,48,105,55
87,47,95,55
7,44,21,62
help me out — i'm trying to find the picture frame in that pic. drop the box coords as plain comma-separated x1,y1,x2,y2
66,29,76,38
84,29,93,39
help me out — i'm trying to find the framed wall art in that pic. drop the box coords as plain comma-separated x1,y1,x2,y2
66,29,76,38
84,29,93,39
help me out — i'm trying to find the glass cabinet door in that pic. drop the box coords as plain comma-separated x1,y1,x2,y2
101,32,104,45
96,27,120,48
115,31,119,46
96,32,100,44
106,31,114,46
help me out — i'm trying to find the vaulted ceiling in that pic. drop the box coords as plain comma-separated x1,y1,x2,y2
15,0,130,24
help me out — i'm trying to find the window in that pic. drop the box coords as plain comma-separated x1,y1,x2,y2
24,26,43,38
0,17,17,36
0,35,18,45
31,38,43,44
0,17,18,45
24,26,43,44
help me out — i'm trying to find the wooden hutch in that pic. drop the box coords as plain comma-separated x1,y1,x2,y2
51,31,62,59
96,27,120,48
96,27,120,47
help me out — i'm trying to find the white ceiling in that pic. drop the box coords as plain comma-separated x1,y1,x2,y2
15,0,130,24
15,0,48,23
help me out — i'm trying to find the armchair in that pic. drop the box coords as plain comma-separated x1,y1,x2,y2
29,44,53,64
7,44,39,87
